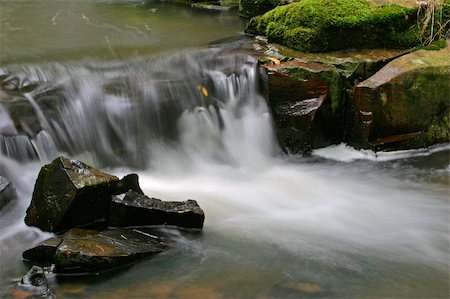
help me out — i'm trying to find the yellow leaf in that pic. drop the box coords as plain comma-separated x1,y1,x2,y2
197,85,209,97
266,56,281,65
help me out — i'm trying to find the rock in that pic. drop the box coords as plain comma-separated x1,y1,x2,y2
16,265,54,298
109,191,205,229
23,228,167,274
239,0,280,18
262,58,344,154
24,156,120,232
0,176,17,210
246,0,421,52
22,237,63,267
242,37,408,154
347,46,450,150
20,266,48,289
113,173,145,195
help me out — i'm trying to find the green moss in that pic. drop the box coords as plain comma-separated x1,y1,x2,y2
283,66,343,112
427,115,450,144
248,0,421,52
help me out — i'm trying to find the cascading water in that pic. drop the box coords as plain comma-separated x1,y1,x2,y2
0,49,276,168
1,47,449,298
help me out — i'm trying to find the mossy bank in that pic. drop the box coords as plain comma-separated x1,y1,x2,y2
246,0,450,52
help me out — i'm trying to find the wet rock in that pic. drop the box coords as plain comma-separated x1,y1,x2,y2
20,266,48,289
22,237,63,267
25,156,120,232
347,46,450,151
15,265,54,298
245,37,408,154
0,176,17,210
23,228,168,274
113,173,144,195
109,191,205,229
263,59,343,154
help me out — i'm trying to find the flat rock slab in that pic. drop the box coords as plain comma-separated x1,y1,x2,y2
0,176,16,210
109,191,205,229
23,228,167,274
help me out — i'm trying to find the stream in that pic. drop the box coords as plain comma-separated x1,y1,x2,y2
0,1,449,298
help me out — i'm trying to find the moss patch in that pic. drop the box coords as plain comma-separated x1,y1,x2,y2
427,113,450,145
247,0,421,52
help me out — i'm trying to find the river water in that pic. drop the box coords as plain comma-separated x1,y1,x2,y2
0,1,449,298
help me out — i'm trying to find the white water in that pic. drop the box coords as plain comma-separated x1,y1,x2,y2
0,50,449,297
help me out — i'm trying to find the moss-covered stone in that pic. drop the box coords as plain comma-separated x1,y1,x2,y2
348,45,450,150
247,0,421,52
427,110,450,145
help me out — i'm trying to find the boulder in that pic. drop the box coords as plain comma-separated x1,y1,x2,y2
246,0,421,52
25,156,120,232
347,45,450,150
0,176,17,210
109,191,205,229
263,59,343,153
243,37,407,154
23,228,167,274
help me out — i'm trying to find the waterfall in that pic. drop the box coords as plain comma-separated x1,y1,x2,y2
0,48,277,168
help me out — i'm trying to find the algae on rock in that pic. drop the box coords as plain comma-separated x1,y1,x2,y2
246,0,422,52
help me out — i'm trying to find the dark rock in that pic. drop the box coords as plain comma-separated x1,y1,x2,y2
18,265,54,298
25,156,120,232
263,59,344,154
347,46,450,150
109,191,205,229
24,228,168,274
0,176,17,210
113,173,144,195
239,0,280,18
23,237,63,267
20,266,48,289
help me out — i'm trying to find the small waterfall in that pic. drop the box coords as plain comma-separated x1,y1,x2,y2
0,49,277,168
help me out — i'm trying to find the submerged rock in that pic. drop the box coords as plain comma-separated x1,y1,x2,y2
23,228,167,274
348,45,450,150
109,191,205,229
20,266,48,289
13,265,55,298
0,176,17,210
24,157,120,232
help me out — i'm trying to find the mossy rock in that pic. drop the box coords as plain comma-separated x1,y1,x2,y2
348,46,450,150
246,0,422,52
